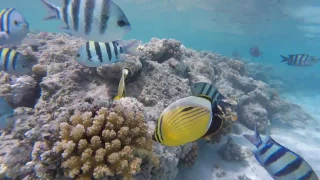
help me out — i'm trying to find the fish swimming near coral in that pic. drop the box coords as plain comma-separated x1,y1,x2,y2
243,122,319,180
0,48,32,76
249,45,263,58
0,8,30,46
40,0,132,42
0,97,14,130
280,54,319,67
152,82,234,147
190,82,238,113
114,68,132,100
76,40,141,67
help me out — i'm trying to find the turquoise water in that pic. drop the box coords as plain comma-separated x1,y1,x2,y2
1,0,320,179
3,0,320,85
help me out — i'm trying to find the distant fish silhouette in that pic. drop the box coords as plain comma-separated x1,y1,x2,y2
232,49,241,59
249,46,263,58
280,54,319,67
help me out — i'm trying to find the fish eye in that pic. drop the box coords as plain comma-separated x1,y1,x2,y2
22,65,26,68
117,20,126,27
14,20,18,25
76,54,80,57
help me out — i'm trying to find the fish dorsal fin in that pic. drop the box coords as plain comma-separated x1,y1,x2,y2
201,105,223,138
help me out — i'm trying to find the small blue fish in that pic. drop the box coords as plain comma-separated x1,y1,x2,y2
280,54,319,67
243,122,319,180
0,48,32,76
0,8,29,46
76,40,141,67
0,97,14,130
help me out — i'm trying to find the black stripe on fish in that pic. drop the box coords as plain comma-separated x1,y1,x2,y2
205,84,213,98
6,8,15,33
298,54,305,65
119,47,123,53
172,108,209,129
112,41,118,58
11,50,18,70
4,49,12,71
0,48,4,70
158,115,164,142
84,0,95,35
303,55,309,66
85,42,92,61
274,157,302,177
104,42,112,61
264,147,287,166
299,170,314,180
294,55,299,64
259,143,273,155
167,106,204,128
94,42,103,62
99,0,109,34
202,111,223,137
62,0,69,27
71,0,80,31
0,8,9,32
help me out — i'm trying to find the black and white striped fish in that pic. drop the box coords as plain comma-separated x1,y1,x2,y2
280,54,319,67
244,122,319,180
0,48,32,76
40,0,131,42
76,40,141,67
0,8,29,46
190,82,237,113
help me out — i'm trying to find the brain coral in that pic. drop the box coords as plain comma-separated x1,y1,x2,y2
53,104,154,179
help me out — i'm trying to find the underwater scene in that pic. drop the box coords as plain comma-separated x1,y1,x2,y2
0,0,319,179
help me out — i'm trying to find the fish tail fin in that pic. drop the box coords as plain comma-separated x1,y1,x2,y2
113,95,121,100
243,121,263,147
121,40,142,56
40,0,61,20
280,55,289,62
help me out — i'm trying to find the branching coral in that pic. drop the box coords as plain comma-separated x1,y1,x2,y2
53,104,154,179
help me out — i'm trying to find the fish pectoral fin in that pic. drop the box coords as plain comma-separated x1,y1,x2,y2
0,31,10,40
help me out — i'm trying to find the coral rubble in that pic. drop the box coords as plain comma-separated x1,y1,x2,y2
0,33,314,180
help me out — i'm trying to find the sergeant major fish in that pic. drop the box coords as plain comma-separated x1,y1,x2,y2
114,68,132,100
40,0,131,42
280,54,319,67
243,122,319,180
76,40,141,67
152,82,236,147
0,8,29,46
0,48,32,76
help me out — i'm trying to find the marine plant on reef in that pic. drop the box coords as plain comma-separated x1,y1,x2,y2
53,104,155,179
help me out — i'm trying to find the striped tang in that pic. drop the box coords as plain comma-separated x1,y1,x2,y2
0,8,29,45
190,82,237,113
243,122,319,180
40,0,131,42
76,40,141,67
114,68,132,100
152,95,224,146
280,54,319,67
0,48,31,76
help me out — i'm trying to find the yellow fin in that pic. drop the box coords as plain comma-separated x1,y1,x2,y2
113,95,121,100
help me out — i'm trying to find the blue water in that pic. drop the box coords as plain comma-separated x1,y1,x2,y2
1,0,320,179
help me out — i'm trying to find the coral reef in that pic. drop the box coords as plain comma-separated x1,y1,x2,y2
53,104,153,179
218,137,245,161
179,142,199,167
0,33,315,180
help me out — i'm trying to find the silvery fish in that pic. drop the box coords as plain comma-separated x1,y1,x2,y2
280,54,319,67
41,0,131,42
114,68,132,100
76,40,141,67
0,97,14,130
244,122,319,180
0,48,32,76
0,8,29,46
